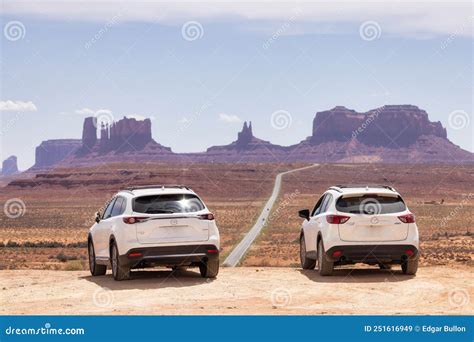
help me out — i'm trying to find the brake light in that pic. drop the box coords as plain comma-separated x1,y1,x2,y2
332,250,343,258
122,217,149,224
198,213,215,220
326,215,350,224
128,252,143,258
207,249,219,253
398,213,415,223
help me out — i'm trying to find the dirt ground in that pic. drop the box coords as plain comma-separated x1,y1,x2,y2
1,266,472,315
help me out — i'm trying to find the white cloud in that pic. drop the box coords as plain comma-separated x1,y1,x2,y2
218,113,242,124
0,100,37,112
1,1,472,37
75,108,112,116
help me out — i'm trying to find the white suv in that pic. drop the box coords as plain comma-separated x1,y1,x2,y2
298,185,419,276
88,185,220,280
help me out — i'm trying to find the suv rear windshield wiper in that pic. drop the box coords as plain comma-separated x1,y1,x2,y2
144,209,175,214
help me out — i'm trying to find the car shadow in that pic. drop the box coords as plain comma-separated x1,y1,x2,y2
81,268,214,290
298,267,415,283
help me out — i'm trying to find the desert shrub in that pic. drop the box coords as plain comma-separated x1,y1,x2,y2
56,253,78,262
64,260,86,271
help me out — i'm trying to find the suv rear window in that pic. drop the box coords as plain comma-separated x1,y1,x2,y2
336,194,406,214
133,194,205,214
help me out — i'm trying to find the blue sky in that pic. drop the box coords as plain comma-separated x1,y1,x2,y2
1,1,473,169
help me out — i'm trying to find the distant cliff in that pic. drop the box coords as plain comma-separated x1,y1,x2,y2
34,139,82,168
310,105,447,147
1,155,19,175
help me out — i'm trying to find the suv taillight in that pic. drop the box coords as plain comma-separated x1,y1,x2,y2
398,213,415,223
198,213,215,220
123,216,149,224
326,215,350,224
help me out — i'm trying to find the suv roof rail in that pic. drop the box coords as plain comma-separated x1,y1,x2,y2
328,186,342,193
333,184,397,192
124,184,192,191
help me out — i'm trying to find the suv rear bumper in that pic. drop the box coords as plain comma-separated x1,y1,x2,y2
326,244,419,264
119,244,219,268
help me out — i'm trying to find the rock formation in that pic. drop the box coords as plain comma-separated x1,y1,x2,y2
34,139,82,168
1,155,19,175
202,121,288,162
28,106,473,168
310,105,447,147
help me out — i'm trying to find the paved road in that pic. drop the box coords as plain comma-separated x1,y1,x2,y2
223,164,319,267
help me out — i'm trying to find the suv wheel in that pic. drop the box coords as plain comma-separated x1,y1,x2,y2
300,234,316,270
317,239,334,276
110,241,130,281
88,240,107,276
199,258,219,278
402,258,418,275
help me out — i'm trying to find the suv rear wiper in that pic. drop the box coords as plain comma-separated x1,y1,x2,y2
145,209,175,214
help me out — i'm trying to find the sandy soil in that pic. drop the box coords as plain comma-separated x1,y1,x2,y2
1,266,472,315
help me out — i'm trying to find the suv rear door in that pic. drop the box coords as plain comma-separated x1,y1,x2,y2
133,193,210,244
336,193,409,242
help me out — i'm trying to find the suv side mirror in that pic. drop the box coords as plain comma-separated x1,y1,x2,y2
298,209,310,221
95,212,101,223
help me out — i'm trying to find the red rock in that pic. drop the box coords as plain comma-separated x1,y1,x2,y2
34,139,82,168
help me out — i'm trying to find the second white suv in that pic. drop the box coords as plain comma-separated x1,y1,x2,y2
298,185,419,276
88,185,220,280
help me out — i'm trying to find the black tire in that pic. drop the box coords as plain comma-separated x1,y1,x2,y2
199,258,219,278
300,234,316,270
88,240,107,276
402,258,418,275
317,239,334,276
110,241,130,281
